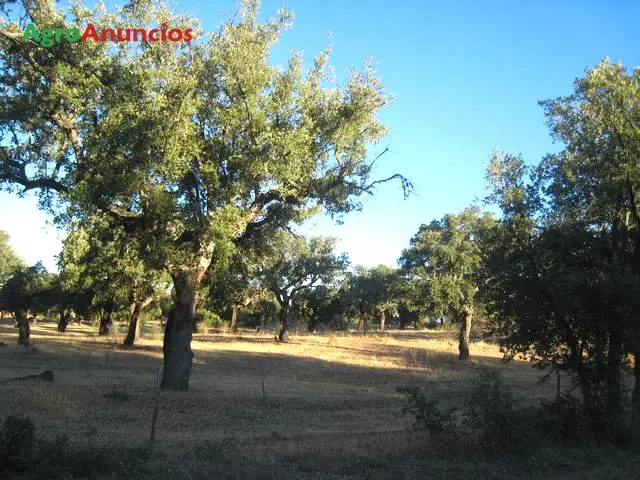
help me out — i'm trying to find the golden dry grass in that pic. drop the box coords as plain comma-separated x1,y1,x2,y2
0,318,558,464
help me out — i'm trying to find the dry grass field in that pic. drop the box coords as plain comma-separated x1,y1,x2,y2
1,317,638,479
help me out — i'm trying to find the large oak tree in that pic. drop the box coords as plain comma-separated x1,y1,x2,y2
0,0,409,388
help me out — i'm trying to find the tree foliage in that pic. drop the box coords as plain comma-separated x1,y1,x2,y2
483,60,640,438
0,230,23,287
344,265,403,331
0,0,409,388
400,207,496,359
258,231,347,340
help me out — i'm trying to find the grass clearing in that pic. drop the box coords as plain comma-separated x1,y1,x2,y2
0,318,636,479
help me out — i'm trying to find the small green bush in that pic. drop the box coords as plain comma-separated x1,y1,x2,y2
463,369,540,455
196,309,226,329
398,369,597,457
396,386,458,438
328,314,350,331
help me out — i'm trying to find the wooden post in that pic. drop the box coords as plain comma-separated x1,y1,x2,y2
149,366,162,448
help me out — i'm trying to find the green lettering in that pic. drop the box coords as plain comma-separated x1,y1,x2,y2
66,28,82,43
21,24,40,43
40,28,55,48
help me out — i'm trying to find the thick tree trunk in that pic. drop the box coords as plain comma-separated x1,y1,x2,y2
378,307,386,331
162,271,203,390
278,303,289,342
57,310,71,333
123,302,142,346
16,309,30,346
458,306,473,360
229,303,239,334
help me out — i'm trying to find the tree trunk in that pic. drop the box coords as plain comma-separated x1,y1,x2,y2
123,302,142,346
278,303,289,342
57,310,71,333
16,309,30,346
98,310,113,335
162,271,203,390
358,311,366,331
378,307,386,331
399,311,407,330
308,316,317,332
229,303,239,334
458,306,473,360
606,330,624,429
358,301,366,332
633,351,640,443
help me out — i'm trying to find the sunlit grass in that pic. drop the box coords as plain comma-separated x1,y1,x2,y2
0,317,555,456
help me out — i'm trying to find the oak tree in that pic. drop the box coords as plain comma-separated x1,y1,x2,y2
0,0,409,388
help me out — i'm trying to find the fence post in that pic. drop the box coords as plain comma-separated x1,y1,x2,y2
149,365,162,448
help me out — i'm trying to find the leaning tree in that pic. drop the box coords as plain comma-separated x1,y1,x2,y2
0,0,410,388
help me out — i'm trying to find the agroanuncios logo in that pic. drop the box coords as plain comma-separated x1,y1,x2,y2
22,22,194,48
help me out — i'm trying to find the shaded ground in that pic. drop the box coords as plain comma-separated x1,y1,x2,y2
0,318,637,479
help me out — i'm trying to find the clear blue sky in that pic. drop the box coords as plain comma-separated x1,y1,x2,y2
1,0,639,271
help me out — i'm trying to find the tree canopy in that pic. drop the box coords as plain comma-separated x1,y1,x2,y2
400,207,496,359
258,231,348,340
0,0,409,388
482,59,640,437
0,229,23,287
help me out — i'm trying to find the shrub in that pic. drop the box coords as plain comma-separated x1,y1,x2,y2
196,309,226,330
328,313,350,331
0,414,141,478
536,392,593,445
398,370,566,457
0,415,35,471
396,386,458,438
463,369,540,455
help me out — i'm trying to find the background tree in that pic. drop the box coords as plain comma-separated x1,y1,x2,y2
346,265,403,331
58,214,167,343
0,0,410,389
0,262,53,344
258,232,348,341
202,243,263,334
292,284,346,332
47,277,94,333
400,207,496,360
0,230,23,289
